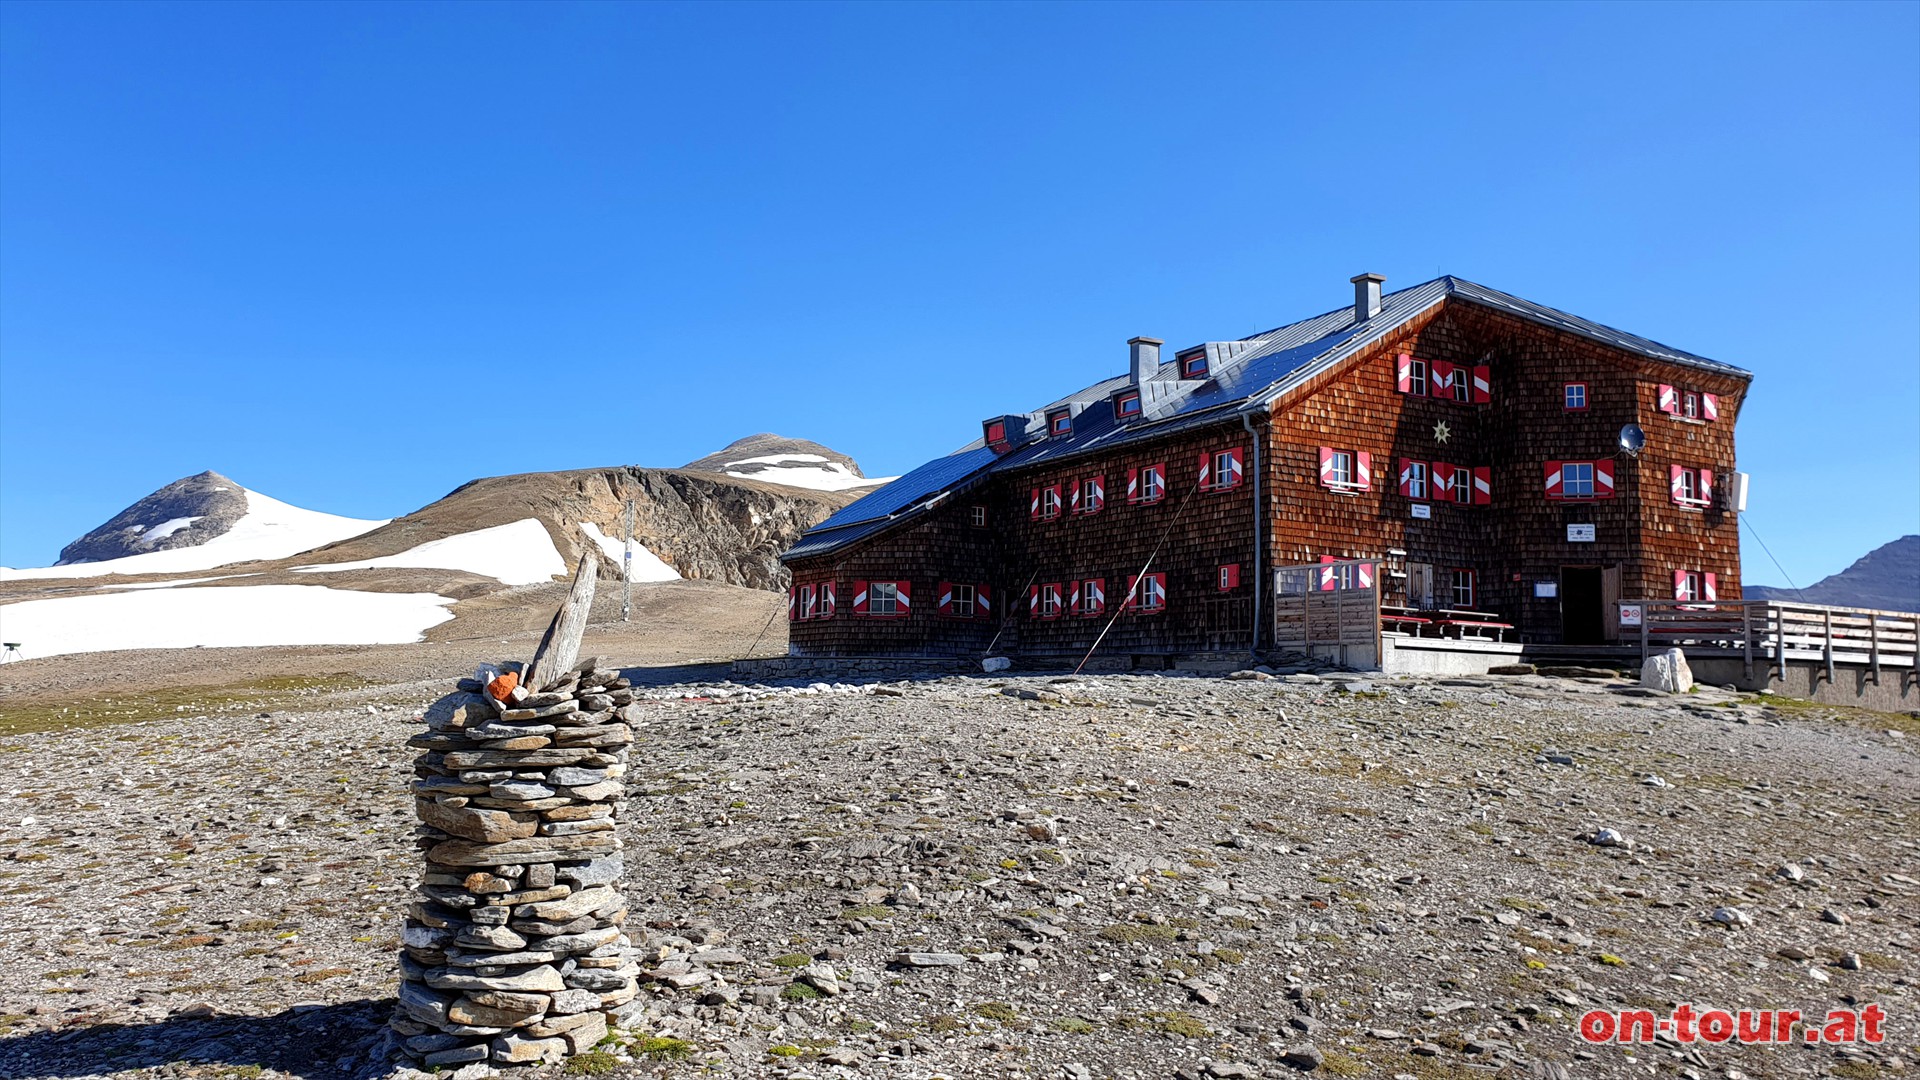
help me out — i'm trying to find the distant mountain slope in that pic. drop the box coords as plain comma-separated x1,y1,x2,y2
4,473,387,580
683,433,892,492
1746,535,1920,612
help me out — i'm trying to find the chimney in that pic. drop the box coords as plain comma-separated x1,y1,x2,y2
1351,273,1385,322
1128,336,1163,385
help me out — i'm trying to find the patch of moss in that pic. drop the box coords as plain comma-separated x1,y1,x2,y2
772,953,812,968
971,1001,1020,1026
1097,922,1179,944
0,673,372,738
562,1051,621,1076
1050,1016,1096,1034
781,982,823,1001
839,904,892,921
635,1036,694,1060
767,1045,803,1058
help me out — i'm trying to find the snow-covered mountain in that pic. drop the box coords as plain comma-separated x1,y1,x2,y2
682,434,893,492
2,472,388,581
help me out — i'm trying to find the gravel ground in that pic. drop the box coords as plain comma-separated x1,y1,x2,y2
0,666,1914,1080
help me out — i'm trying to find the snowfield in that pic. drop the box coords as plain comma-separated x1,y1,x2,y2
717,452,894,492
579,522,680,582
0,488,386,581
0,584,455,661
292,518,565,586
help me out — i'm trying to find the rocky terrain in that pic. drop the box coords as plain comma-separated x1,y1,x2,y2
53,472,255,564
1,661,1914,1080
682,436,882,494
1748,536,1920,614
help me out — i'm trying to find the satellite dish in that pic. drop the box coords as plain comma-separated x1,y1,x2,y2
1619,423,1646,457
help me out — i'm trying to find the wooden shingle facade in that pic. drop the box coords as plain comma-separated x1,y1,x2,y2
783,275,1751,661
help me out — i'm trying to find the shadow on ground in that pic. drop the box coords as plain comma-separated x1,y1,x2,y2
0,1000,395,1080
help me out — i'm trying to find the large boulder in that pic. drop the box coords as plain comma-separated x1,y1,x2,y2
1640,648,1694,694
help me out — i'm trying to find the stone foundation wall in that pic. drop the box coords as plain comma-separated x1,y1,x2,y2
393,659,639,1067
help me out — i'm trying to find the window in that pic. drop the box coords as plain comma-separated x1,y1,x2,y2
1327,450,1354,486
1129,464,1166,504
1670,465,1713,508
1031,484,1063,521
1409,358,1428,396
1114,391,1141,418
1403,460,1428,500
1179,351,1208,379
1562,462,1594,499
798,584,816,619
1073,476,1105,514
1048,409,1072,436
1218,564,1240,591
1449,569,1475,609
985,420,1007,444
970,505,987,528
1674,569,1718,603
1545,460,1614,500
853,579,910,617
1565,383,1587,411
1039,583,1063,619
1127,572,1167,613
1075,578,1106,616
1451,370,1472,403
816,582,835,619
1658,383,1720,422
1203,448,1244,492
948,583,975,618
1681,392,1699,420
1452,465,1473,505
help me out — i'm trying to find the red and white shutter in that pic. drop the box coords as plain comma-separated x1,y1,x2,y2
1124,575,1140,611
1219,564,1240,590
1543,461,1564,499
894,581,910,614
1087,578,1106,616
1657,384,1678,415
1066,580,1081,612
1318,446,1335,488
852,580,870,616
1319,555,1338,592
1197,451,1213,490
1398,458,1417,497
1027,584,1040,618
1673,570,1689,599
1472,365,1491,404
1222,449,1243,488
1048,485,1063,517
1068,480,1081,514
1699,469,1714,506
976,584,992,620
1357,562,1374,589
1029,488,1042,521
819,582,835,618
1704,573,1718,601
1431,360,1455,396
1432,462,1455,500
1702,393,1720,422
1594,460,1616,497
1472,466,1491,505
1088,476,1104,512
1147,573,1166,610
787,586,798,622
1355,451,1372,491
1396,353,1413,393
1126,467,1139,502
1670,464,1686,504
937,581,953,617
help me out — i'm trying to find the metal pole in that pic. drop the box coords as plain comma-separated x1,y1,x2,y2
622,499,635,623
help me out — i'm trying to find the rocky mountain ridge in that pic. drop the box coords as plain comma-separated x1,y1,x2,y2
1747,535,1919,612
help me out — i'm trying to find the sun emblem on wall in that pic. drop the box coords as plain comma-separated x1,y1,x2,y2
1433,420,1451,444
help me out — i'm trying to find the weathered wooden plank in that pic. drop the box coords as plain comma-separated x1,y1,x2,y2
525,554,598,691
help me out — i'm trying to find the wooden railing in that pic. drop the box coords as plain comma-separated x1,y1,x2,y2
1622,599,1920,684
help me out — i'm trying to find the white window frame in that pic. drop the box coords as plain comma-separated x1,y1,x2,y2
1451,371,1472,403
1040,487,1062,519
1407,461,1428,500
970,505,987,528
1327,450,1355,487
1140,465,1166,503
1565,383,1587,410
1678,467,1701,505
1079,477,1102,512
1452,466,1473,505
1078,579,1102,615
1210,450,1238,491
1408,359,1429,396
1682,391,1700,420
1676,570,1701,602
1135,573,1166,612
799,584,816,619
950,582,975,618
1039,583,1062,618
1562,461,1595,499
1449,568,1475,609
870,582,900,617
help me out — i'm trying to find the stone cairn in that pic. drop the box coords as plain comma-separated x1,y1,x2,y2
392,652,640,1068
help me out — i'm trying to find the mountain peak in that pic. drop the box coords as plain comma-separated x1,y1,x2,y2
682,434,887,493
56,470,249,564
1748,535,1919,612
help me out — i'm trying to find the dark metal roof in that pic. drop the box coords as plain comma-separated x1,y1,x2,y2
785,276,1749,561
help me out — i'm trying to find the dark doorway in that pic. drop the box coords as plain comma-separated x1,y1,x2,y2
1561,566,1605,644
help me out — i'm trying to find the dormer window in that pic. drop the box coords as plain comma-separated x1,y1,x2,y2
1114,391,1141,419
1179,350,1209,379
985,420,1006,445
1047,409,1072,436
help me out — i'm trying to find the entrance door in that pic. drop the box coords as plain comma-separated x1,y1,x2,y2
1407,562,1434,608
1561,566,1605,644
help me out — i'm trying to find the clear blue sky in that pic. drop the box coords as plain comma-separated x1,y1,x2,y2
2,1,1915,586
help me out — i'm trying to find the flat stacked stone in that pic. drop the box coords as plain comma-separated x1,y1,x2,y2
392,658,641,1068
